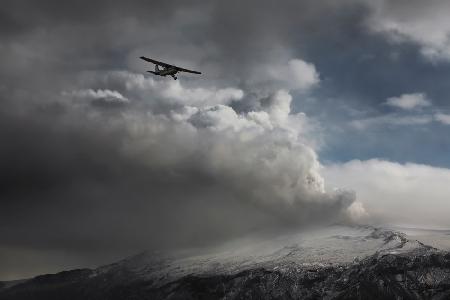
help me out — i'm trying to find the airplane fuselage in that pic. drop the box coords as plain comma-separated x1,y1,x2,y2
153,65,178,79
157,66,177,76
140,56,201,80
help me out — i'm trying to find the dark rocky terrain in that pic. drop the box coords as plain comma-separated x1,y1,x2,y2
2,227,450,300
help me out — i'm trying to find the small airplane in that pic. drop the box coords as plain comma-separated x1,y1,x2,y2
140,56,201,80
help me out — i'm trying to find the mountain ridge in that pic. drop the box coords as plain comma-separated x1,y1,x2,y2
2,226,450,299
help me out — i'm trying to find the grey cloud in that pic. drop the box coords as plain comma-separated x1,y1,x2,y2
0,0,380,280
4,0,450,281
0,0,368,277
367,0,450,62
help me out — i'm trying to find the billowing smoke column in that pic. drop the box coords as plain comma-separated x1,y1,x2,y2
0,59,364,269
67,67,362,227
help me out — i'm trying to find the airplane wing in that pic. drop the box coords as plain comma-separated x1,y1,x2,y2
174,66,202,74
140,56,173,68
140,56,201,74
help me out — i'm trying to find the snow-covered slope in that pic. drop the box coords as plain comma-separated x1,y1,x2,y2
1,225,449,300
99,226,410,286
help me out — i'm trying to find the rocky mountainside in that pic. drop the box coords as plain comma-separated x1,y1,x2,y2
1,226,450,300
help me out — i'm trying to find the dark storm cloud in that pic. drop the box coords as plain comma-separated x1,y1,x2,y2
0,85,358,280
0,0,357,279
2,0,450,280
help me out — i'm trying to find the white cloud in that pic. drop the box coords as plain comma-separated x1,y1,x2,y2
367,0,450,62
264,89,292,125
384,93,431,110
350,114,432,130
69,89,129,103
188,104,256,132
287,59,320,90
351,110,450,129
251,58,320,92
161,83,244,107
109,71,244,108
323,159,450,228
435,113,450,125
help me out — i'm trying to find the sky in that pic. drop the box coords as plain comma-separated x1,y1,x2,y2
1,0,450,280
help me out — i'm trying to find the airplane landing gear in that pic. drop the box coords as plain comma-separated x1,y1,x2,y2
171,75,177,80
